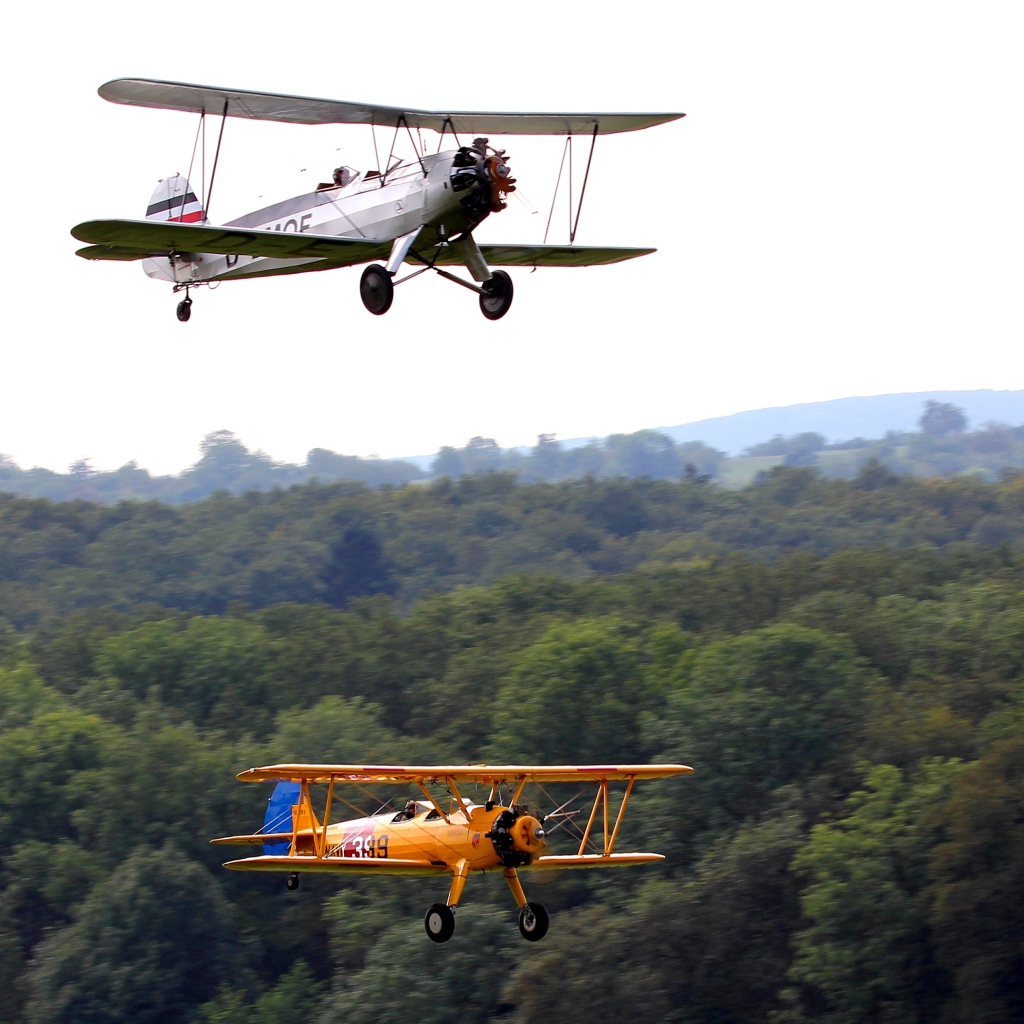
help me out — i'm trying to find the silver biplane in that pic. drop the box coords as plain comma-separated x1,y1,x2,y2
71,79,683,322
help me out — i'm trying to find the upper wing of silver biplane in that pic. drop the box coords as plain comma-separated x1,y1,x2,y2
236,764,692,785
99,79,684,135
71,219,390,264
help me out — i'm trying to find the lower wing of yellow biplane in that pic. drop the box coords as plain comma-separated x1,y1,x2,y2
71,219,655,271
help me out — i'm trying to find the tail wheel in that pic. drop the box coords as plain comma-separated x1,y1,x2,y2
176,297,192,322
518,901,549,941
360,264,394,315
285,873,300,891
479,270,513,320
424,903,456,943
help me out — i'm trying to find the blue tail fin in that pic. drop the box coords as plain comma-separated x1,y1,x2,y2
263,781,301,855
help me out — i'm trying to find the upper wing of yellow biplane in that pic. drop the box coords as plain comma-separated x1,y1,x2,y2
72,219,390,264
99,78,684,136
236,764,692,785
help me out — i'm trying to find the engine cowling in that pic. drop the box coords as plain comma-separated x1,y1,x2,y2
485,806,547,866
449,138,516,216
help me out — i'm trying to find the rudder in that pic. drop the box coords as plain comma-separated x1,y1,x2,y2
146,174,204,223
263,781,301,855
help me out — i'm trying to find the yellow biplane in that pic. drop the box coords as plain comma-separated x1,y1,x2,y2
213,762,692,942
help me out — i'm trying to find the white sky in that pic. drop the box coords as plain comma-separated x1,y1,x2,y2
3,1,1023,474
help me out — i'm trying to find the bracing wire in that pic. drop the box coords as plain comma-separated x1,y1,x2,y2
543,135,571,244
177,111,204,222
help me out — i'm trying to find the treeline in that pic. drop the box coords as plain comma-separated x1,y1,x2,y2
7,463,1024,628
745,399,1024,479
0,428,725,505
1,542,1022,1023
5,401,1024,504
433,430,725,482
0,430,425,504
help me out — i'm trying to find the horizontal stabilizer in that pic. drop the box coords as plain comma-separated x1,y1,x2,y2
524,853,665,870
223,855,447,876
438,244,656,268
236,764,693,785
210,833,294,846
100,79,684,136
72,219,389,264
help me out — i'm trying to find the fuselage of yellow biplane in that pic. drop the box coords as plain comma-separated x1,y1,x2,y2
229,801,541,876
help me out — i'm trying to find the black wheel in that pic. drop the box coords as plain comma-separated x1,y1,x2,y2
424,903,456,943
285,873,300,891
360,264,394,315
176,297,192,322
479,270,513,321
518,902,548,942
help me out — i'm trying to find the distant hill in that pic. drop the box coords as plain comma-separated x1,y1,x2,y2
650,390,1024,455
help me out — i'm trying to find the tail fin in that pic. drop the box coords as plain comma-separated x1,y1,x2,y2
146,174,205,223
262,781,302,855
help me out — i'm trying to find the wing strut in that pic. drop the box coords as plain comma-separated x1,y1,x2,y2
543,136,569,245
543,124,598,245
178,110,204,223
570,125,599,244
575,776,636,856
435,116,461,153
205,101,229,220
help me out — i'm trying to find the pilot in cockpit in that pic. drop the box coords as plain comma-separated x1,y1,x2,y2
317,166,357,191
393,799,418,821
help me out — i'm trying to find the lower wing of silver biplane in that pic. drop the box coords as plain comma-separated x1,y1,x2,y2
71,219,655,276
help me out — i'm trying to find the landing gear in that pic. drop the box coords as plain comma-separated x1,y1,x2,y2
360,264,394,315
504,867,549,942
479,270,513,321
285,873,300,891
176,295,192,322
518,902,549,942
424,903,455,943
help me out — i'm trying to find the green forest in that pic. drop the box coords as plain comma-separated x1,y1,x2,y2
2,464,1023,1023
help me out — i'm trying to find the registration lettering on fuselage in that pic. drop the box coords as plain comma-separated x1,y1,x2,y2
261,213,313,233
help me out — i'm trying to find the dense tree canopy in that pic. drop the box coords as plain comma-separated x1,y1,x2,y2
0,473,1021,1022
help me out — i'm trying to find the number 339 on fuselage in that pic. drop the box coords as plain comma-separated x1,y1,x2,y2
71,78,684,323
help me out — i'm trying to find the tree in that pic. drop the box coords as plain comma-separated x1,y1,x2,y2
191,430,256,485
928,737,1024,1023
655,624,869,836
782,762,961,1023
490,617,649,763
603,430,681,479
25,845,245,1024
198,961,322,1024
320,906,513,1024
919,401,967,438
321,525,393,607
95,616,277,731
507,816,804,1024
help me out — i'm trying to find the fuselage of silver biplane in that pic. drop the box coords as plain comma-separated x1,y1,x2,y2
143,151,471,286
